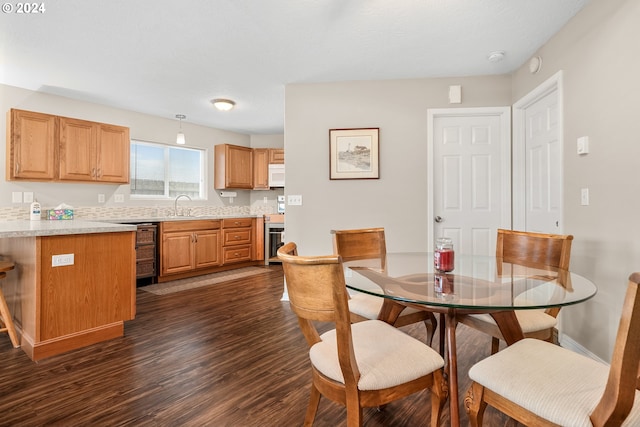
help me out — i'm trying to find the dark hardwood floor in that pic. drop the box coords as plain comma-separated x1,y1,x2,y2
0,265,516,426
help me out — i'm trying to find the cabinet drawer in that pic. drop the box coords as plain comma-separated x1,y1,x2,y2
222,245,252,263
136,244,156,261
162,220,220,233
136,226,156,244
222,218,253,228
223,229,252,246
136,260,155,278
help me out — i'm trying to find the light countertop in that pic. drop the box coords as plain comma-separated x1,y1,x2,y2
0,220,137,238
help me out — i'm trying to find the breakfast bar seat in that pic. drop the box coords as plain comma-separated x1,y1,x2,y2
0,260,19,348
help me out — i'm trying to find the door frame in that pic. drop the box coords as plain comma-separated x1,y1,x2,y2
512,70,564,232
427,107,512,248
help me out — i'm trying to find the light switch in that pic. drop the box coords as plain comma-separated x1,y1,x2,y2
288,195,302,206
577,136,589,155
12,192,22,203
581,188,589,206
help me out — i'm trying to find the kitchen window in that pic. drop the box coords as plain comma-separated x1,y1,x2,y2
130,140,205,199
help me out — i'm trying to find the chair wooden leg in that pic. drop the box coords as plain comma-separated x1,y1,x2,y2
490,337,500,354
464,381,487,427
346,395,363,427
430,369,448,427
0,287,19,348
303,385,321,427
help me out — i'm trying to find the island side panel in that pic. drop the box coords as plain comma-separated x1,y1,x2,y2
38,232,136,341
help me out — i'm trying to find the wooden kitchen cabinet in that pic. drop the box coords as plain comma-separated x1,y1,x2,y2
159,220,221,279
59,117,130,183
6,109,56,181
6,108,130,183
268,148,284,164
221,217,253,264
214,144,253,189
0,231,136,361
252,148,270,190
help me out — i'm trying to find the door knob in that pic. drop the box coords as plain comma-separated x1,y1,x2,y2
435,216,443,223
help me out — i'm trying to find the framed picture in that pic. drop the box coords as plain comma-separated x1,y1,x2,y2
329,128,379,180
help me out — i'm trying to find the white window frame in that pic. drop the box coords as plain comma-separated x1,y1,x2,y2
130,139,207,200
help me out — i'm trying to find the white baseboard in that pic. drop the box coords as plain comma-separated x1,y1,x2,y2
559,333,606,364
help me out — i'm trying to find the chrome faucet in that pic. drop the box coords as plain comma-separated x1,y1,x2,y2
174,194,192,216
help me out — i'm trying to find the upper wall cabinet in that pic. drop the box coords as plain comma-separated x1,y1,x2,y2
268,148,284,164
59,117,129,183
6,109,57,180
252,148,270,190
214,144,254,190
6,108,130,184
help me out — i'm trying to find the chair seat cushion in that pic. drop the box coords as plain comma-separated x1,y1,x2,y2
348,292,422,319
310,320,444,390
468,309,557,333
469,338,640,426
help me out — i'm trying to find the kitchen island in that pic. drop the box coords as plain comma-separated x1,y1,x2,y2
0,220,137,361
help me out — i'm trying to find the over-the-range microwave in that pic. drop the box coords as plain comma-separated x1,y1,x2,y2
268,164,285,187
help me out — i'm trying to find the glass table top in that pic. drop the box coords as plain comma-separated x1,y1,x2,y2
345,252,597,311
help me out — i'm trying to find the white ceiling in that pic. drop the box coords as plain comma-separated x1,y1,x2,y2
0,0,589,135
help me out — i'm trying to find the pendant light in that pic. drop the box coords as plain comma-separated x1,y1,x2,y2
175,114,186,145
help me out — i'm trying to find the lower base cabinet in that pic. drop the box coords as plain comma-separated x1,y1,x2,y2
158,217,262,282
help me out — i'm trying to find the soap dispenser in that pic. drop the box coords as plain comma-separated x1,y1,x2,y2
30,200,41,221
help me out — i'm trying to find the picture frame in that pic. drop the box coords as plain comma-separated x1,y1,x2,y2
329,128,379,180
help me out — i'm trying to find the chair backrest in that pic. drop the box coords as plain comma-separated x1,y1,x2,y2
331,228,386,270
590,273,640,425
277,242,354,348
496,228,573,270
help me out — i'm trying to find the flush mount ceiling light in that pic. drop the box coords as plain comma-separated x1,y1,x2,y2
175,114,186,145
487,50,505,63
211,98,236,111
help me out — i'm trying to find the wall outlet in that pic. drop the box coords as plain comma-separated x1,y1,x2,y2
288,195,302,206
23,192,34,203
52,253,74,267
98,194,105,203
12,192,22,203
114,194,124,203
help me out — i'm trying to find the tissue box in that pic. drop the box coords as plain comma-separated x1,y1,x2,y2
47,209,74,220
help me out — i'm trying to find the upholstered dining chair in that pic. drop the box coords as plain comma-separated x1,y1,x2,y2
458,228,574,353
278,242,447,427
331,228,438,346
465,272,640,427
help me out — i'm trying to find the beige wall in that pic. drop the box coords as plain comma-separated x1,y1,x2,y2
510,0,640,361
0,84,252,210
284,75,511,254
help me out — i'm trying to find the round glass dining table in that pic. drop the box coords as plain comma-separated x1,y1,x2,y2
344,252,597,427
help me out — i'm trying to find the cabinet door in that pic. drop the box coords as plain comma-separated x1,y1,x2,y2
161,231,195,275
215,144,253,189
7,109,56,180
97,124,130,183
253,148,270,190
269,148,285,164
194,229,221,269
59,117,97,181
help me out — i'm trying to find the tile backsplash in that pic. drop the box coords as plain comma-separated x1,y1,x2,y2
0,204,274,221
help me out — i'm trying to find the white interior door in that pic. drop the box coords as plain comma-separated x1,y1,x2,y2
524,90,561,232
428,107,511,255
513,71,564,233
